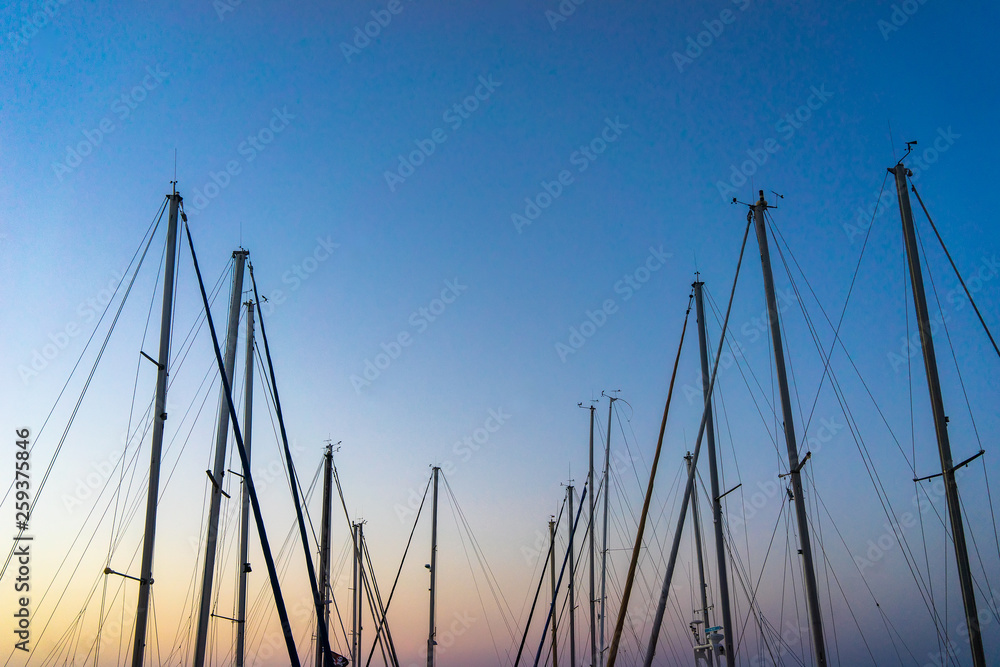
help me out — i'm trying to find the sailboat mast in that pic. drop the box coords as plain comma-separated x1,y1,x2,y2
751,191,827,666
598,394,615,667
194,249,247,667
892,163,986,666
693,280,735,663
129,185,181,667
567,483,577,667
427,466,440,667
685,452,715,666
357,522,365,661
316,444,334,667
549,517,560,667
352,522,360,666
587,405,597,667
235,300,255,667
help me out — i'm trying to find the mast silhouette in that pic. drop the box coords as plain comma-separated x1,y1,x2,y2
316,443,334,667
751,190,827,665
586,404,598,667
693,278,735,663
598,392,616,667
194,249,247,667
567,483,577,667
892,161,986,666
686,451,716,666
427,466,440,667
235,300,255,666
129,185,181,667
549,516,560,667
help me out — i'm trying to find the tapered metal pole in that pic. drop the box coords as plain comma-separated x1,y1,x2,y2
587,406,597,667
235,300,255,667
598,395,615,667
427,466,440,667
188,230,301,665
357,522,364,661
641,225,750,667
643,450,698,667
194,249,247,667
752,191,827,666
352,522,359,666
693,280,735,663
893,164,986,666
533,487,588,667
686,452,715,666
130,186,181,667
316,445,334,667
549,518,560,667
567,484,577,667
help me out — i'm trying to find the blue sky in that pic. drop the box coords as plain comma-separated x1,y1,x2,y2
2,0,1000,665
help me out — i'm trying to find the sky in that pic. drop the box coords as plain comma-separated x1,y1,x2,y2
2,0,1000,665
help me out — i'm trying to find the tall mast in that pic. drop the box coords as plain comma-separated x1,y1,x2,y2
357,522,365,662
194,249,247,667
693,279,735,663
130,185,181,667
643,446,700,667
892,163,986,666
235,300,255,667
351,522,360,666
567,483,577,667
599,393,616,667
316,443,334,667
751,191,827,666
549,517,560,667
587,405,597,667
427,466,440,667
685,452,715,666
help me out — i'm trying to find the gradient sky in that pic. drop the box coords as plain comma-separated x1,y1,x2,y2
2,0,1000,665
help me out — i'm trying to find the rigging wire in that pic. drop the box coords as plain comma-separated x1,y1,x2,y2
532,485,587,667
6,221,237,667
636,215,754,667
913,215,1000,621
0,199,168,586
772,209,976,656
246,259,333,663
766,210,955,647
97,222,171,665
442,473,520,641
26,250,235,666
359,536,399,667
441,475,510,666
363,473,432,667
186,217,303,666
909,183,1000,361
0,196,167,512
513,498,566,667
